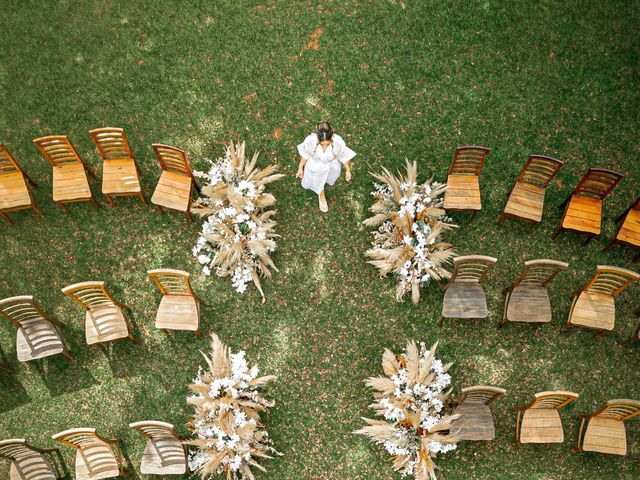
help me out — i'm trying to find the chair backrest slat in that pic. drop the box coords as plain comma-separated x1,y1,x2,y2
89,127,135,161
511,259,569,289
597,399,640,421
460,385,506,405
516,155,563,188
152,144,191,176
61,282,115,311
529,391,578,409
0,144,22,175
0,296,48,327
572,168,623,200
148,269,193,296
449,255,497,284
52,428,102,450
582,266,639,297
129,421,177,440
33,135,85,167
0,439,38,460
448,146,491,176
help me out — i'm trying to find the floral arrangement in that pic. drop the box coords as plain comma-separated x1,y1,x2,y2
186,333,280,480
192,142,284,303
364,160,457,304
354,341,459,480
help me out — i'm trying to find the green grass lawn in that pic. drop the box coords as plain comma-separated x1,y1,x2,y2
1,1,639,478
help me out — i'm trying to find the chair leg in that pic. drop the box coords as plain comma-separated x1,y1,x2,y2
127,333,138,344
0,211,13,224
469,210,478,222
438,315,445,326
105,195,115,207
90,197,101,209
63,349,75,363
56,201,70,213
528,221,538,233
594,329,609,338
551,227,562,240
23,172,37,187
32,204,45,218
497,212,505,225
137,192,148,206
583,234,595,245
194,329,203,338
96,343,108,353
154,204,164,214
185,210,194,222
85,166,97,179
603,238,616,252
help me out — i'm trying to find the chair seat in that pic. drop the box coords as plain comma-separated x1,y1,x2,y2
140,437,187,475
16,320,65,362
506,285,552,323
151,171,192,212
569,291,615,331
444,175,481,211
561,195,602,235
52,163,91,202
442,283,488,319
9,453,56,480
520,408,564,444
451,402,496,441
74,443,120,480
0,172,31,210
504,182,545,222
156,295,199,331
85,305,129,345
102,159,141,195
617,209,640,247
582,416,627,455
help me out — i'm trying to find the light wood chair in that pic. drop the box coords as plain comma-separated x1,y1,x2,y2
150,144,199,221
129,421,187,475
33,135,99,211
499,259,569,327
0,144,44,224
439,255,497,324
603,197,640,261
515,391,579,444
552,168,623,244
89,127,146,207
564,266,639,334
52,428,124,480
451,386,506,441
61,281,137,347
443,146,491,221
574,399,640,455
498,155,563,231
0,295,73,363
0,438,61,480
148,269,201,336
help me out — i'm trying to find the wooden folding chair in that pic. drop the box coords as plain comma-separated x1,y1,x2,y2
439,255,497,324
61,281,137,347
450,386,506,441
0,438,61,480
89,127,146,207
603,197,640,261
148,269,201,336
552,168,623,244
574,399,640,455
0,295,73,363
443,146,491,222
0,144,44,224
564,266,639,334
129,421,187,475
498,155,563,231
150,144,199,221
499,259,568,327
515,391,579,444
52,428,124,480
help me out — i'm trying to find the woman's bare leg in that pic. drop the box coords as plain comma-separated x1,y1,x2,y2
318,190,328,212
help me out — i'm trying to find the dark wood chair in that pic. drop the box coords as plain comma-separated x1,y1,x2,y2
603,197,640,261
515,391,578,444
451,386,506,441
0,144,44,224
574,399,640,455
443,146,491,222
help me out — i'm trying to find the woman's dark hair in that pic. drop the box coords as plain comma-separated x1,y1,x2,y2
314,121,334,142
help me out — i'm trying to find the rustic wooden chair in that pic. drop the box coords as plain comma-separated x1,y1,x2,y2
150,144,199,221
450,386,507,441
89,127,146,207
148,269,202,336
603,196,640,261
33,135,99,211
0,144,44,224
439,255,497,324
498,155,563,232
0,295,73,363
0,438,61,480
61,281,137,347
129,421,187,475
552,168,623,244
574,399,640,455
564,266,639,334
499,259,569,327
443,146,491,221
52,428,124,480
515,391,579,444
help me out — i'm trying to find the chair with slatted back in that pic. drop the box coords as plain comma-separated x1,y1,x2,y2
61,281,137,347
0,296,73,363
498,155,563,232
515,391,579,445
450,386,506,441
0,438,61,480
439,255,497,324
129,421,187,475
150,144,199,221
52,428,124,480
603,197,640,261
443,146,491,222
551,168,623,244
148,269,201,336
0,144,44,224
564,266,639,335
33,135,99,211
499,259,569,327
89,128,146,207
574,399,640,455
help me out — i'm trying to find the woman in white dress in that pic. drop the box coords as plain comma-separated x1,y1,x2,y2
296,121,356,212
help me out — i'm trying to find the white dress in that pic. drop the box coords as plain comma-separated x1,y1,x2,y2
297,133,356,194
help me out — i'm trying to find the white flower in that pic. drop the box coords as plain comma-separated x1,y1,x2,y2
197,254,210,265
202,266,211,276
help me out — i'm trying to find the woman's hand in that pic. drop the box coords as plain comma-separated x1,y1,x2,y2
345,170,352,182
296,167,304,179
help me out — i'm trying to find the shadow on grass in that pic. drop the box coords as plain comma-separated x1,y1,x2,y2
36,355,99,398
0,358,31,412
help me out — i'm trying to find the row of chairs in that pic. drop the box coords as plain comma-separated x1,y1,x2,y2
0,129,200,223
442,146,640,258
0,269,201,365
439,257,640,336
